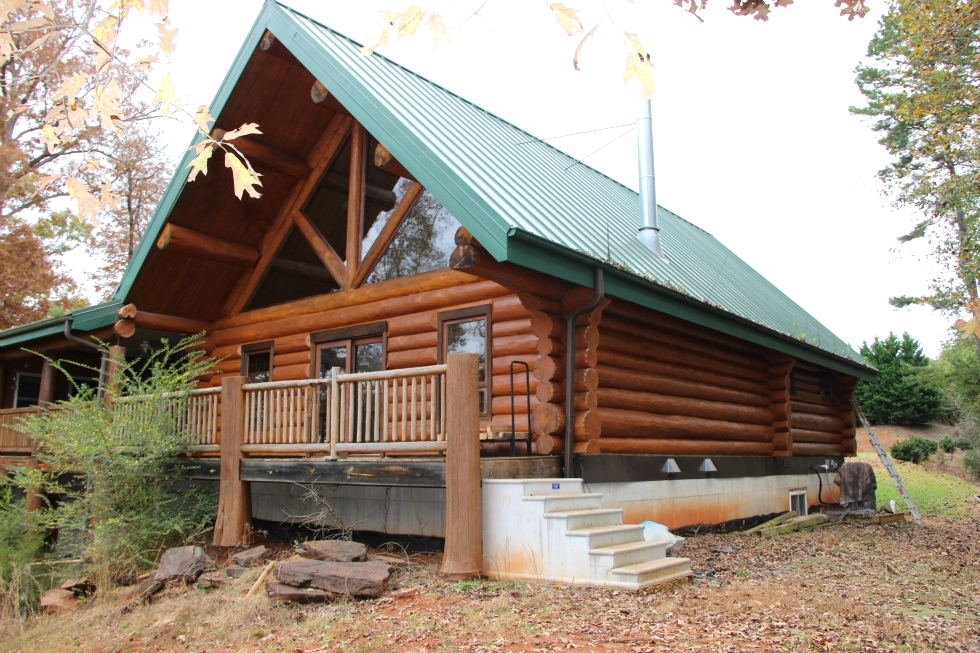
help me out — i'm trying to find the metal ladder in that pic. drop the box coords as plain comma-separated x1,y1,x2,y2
851,401,923,525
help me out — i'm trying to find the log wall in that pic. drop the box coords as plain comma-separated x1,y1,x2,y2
788,363,854,457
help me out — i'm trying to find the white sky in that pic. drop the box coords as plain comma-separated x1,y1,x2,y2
150,0,955,357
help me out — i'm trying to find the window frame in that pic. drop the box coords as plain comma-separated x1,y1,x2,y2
437,305,492,418
310,322,387,377
14,372,42,408
241,341,274,383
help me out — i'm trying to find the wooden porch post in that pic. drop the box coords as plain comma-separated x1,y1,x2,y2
213,376,251,546
104,345,127,401
25,359,58,513
441,353,482,579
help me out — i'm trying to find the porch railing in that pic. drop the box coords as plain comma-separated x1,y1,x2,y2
0,407,38,454
240,364,448,457
112,387,221,453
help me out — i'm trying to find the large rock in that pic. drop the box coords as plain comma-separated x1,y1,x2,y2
224,565,248,578
154,546,213,582
231,545,269,566
117,577,164,614
266,581,335,603
300,540,367,562
196,571,228,589
39,588,77,614
274,560,392,598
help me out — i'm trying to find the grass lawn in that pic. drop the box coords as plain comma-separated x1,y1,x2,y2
857,451,980,518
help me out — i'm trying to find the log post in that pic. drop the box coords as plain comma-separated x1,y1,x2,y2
105,345,126,401
441,353,482,579
214,376,251,547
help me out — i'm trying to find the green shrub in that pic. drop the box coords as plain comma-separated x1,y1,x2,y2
0,486,44,619
963,449,980,480
855,333,943,425
940,436,956,453
954,437,975,450
890,436,939,463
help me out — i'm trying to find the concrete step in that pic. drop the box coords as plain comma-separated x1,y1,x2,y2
608,557,693,589
589,537,671,570
518,478,583,496
567,524,644,549
542,508,624,531
523,492,603,513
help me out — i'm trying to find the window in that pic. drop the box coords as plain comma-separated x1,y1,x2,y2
789,490,808,516
14,372,41,408
438,306,491,417
311,323,386,378
241,342,273,383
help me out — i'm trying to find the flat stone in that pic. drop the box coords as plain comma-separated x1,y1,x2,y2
274,560,392,598
231,545,270,566
39,588,77,614
266,581,335,603
196,571,227,589
224,565,248,578
154,546,213,583
300,540,367,562
60,577,95,596
117,578,163,614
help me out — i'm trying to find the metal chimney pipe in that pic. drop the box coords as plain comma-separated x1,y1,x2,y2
636,93,664,258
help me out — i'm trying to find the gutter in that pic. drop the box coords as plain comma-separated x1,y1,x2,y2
564,268,604,478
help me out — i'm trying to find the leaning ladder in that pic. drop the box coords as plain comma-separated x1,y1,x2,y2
851,400,923,525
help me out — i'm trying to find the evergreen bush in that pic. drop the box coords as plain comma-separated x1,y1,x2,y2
855,332,943,425
890,436,939,463
940,436,956,453
963,449,980,480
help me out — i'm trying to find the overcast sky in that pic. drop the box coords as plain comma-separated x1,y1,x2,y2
155,0,953,357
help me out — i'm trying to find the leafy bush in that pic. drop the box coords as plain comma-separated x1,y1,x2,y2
963,449,980,480
0,486,44,619
890,436,939,463
13,337,218,586
855,333,943,425
954,438,975,450
940,436,956,453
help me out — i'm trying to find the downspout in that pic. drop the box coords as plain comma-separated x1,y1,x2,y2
636,93,665,259
64,319,108,400
564,268,604,478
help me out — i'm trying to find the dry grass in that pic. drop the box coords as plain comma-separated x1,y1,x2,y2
3,509,979,653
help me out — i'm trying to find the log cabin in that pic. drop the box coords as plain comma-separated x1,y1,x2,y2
1,1,873,567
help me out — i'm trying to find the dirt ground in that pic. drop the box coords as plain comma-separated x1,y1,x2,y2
4,510,980,653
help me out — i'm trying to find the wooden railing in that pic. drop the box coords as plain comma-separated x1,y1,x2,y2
0,407,39,454
109,387,221,453
239,364,448,457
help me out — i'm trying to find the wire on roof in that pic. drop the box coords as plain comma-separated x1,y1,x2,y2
515,122,635,146
563,126,635,172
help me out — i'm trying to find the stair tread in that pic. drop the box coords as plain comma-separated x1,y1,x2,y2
566,524,642,537
524,492,602,502
611,557,692,575
591,538,671,556
543,508,621,519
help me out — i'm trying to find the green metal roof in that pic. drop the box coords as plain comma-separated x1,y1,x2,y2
3,0,871,378
0,300,122,349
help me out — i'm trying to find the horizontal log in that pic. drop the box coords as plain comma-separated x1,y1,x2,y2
272,363,310,382
212,128,311,179
791,412,843,433
491,373,534,395
491,395,535,415
599,314,767,373
492,355,539,377
492,317,532,339
597,388,773,426
274,351,310,368
449,241,571,300
489,414,529,432
535,369,599,403
841,438,857,455
386,310,439,338
773,420,790,432
335,441,446,454
772,431,792,451
770,402,791,421
790,400,838,417
517,292,565,315
212,277,507,347
792,442,843,457
387,332,436,353
535,433,559,454
322,171,396,210
387,348,438,369
600,333,768,384
537,325,597,357
789,429,842,445
598,438,775,456
596,407,773,442
598,350,769,396
530,311,562,340
532,402,563,435
791,389,833,406
494,333,538,358
115,318,136,339
115,305,210,335
156,223,259,267
372,142,415,181
492,294,532,322
597,365,769,408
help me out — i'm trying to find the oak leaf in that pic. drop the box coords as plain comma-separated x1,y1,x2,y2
92,15,118,48
93,79,122,132
146,0,169,18
193,105,213,134
426,12,449,51
186,141,213,183
157,18,177,54
220,123,262,141
393,6,424,39
67,176,102,224
622,32,655,98
224,150,262,199
153,72,179,117
550,3,583,36
40,124,59,154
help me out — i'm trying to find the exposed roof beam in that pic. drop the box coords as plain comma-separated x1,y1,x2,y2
373,143,416,182
321,172,396,210
353,181,424,288
114,304,210,338
271,257,337,282
211,128,311,179
156,223,260,267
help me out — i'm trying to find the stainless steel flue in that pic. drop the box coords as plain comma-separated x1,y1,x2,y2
636,93,664,258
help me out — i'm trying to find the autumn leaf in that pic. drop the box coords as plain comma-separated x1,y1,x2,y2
153,72,179,117
220,123,262,141
186,141,213,183
40,124,59,154
93,79,123,132
67,176,102,224
146,0,169,18
100,180,120,212
193,105,214,134
622,32,655,98
92,15,118,48
393,6,424,38
157,18,177,54
550,3,583,36
224,150,262,199
573,23,599,71
426,13,449,51
32,174,60,195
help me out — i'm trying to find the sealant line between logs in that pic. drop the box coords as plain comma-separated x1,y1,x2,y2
565,268,604,478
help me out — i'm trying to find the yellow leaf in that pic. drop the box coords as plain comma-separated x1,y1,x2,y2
224,150,262,199
33,174,60,194
394,6,424,39
41,123,59,154
146,0,169,18
550,3,583,36
193,105,213,134
153,72,179,117
426,13,449,51
133,54,158,71
67,176,102,225
220,123,262,141
93,79,122,132
92,15,118,48
186,141,213,183
157,18,177,55
622,32,655,99
100,181,120,211
6,17,50,34
50,72,87,106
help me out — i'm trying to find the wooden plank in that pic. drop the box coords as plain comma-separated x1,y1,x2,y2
741,510,797,535
292,210,348,289
213,376,251,547
238,458,447,486
346,122,365,285
156,224,259,266
760,513,828,537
